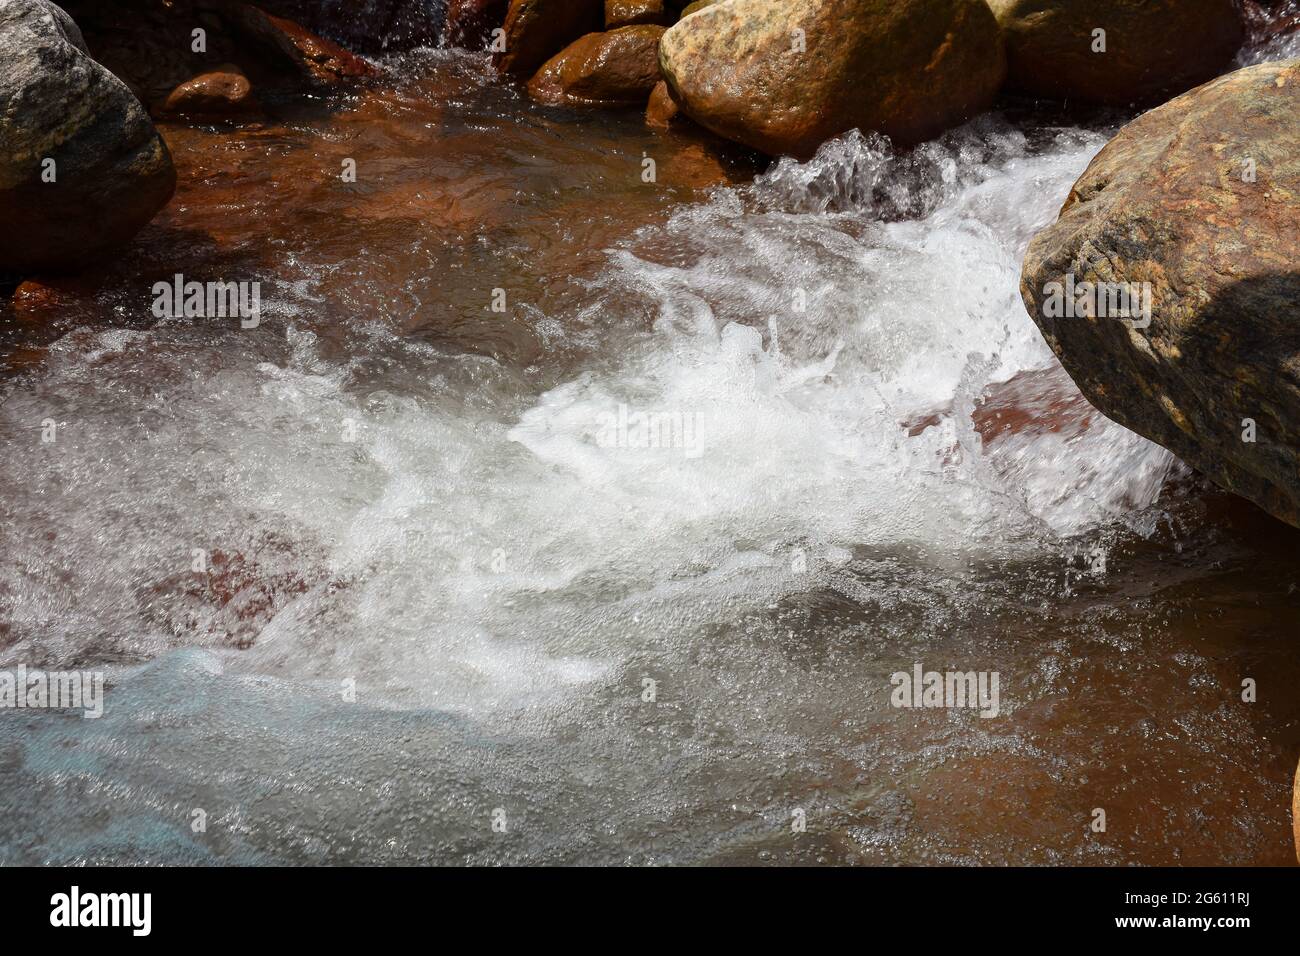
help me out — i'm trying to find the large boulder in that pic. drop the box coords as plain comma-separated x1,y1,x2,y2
658,0,1005,158
527,25,666,107
0,0,176,276
494,0,604,78
1020,60,1300,528
988,0,1244,106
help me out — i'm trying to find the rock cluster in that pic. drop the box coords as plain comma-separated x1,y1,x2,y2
471,0,1257,159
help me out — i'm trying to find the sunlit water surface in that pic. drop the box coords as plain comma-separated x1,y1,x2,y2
1,49,1298,865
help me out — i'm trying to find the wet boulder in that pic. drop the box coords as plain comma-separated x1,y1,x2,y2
160,64,257,117
1020,60,1300,528
494,0,604,78
605,0,669,27
658,0,1005,158
528,25,666,107
988,0,1244,106
224,6,377,87
0,0,176,276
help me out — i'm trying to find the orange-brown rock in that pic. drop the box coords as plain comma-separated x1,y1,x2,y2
229,6,377,87
160,65,257,117
1020,60,1300,528
988,0,1243,106
11,279,71,317
528,26,666,107
606,0,668,27
645,79,682,128
494,0,604,78
655,140,747,188
658,0,1005,158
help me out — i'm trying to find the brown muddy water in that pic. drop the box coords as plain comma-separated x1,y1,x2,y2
1,50,1297,865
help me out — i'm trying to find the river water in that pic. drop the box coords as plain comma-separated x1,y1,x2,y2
1,44,1297,865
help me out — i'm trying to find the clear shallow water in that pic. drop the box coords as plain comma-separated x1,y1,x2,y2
1,50,1298,865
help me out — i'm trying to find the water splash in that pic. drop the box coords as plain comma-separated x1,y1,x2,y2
0,117,1181,713
3,71,1295,866
1238,0,1300,65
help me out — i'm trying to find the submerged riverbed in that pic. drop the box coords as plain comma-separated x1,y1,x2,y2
1,49,1298,865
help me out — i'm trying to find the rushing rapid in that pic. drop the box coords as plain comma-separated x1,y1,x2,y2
1,50,1297,865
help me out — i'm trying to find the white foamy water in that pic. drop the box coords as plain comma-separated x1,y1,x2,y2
26,107,1288,866
11,15,1300,862
0,120,1177,719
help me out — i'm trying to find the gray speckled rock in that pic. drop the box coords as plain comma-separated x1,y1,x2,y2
0,0,176,276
